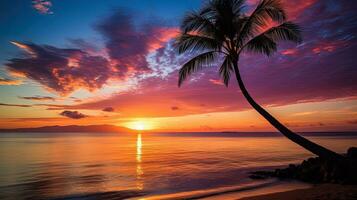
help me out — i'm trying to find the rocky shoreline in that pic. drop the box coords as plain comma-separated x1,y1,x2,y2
250,147,357,184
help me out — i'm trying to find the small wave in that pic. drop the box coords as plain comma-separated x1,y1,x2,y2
51,190,147,200
141,180,278,200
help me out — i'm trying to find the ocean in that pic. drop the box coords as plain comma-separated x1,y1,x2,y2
0,132,356,199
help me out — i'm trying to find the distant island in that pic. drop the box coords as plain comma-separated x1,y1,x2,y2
0,125,134,133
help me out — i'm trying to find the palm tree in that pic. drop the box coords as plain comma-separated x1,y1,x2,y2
175,0,343,160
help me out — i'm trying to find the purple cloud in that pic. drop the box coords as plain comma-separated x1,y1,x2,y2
7,42,111,96
96,9,178,77
102,107,115,112
6,9,177,96
60,110,87,119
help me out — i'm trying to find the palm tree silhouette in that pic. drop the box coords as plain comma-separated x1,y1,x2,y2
175,0,342,160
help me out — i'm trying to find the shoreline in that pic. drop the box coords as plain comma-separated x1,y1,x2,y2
138,179,311,200
240,184,357,200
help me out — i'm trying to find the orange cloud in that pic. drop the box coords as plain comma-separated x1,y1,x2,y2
10,41,37,58
148,27,179,52
0,78,22,85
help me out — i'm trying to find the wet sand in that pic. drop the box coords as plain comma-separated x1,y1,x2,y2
241,184,357,200
140,180,311,200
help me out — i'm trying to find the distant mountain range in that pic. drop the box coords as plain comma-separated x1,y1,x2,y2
0,125,134,133
0,125,356,136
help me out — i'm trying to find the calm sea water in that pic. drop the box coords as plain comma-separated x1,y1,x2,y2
0,132,356,199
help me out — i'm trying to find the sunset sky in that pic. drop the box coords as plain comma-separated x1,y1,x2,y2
0,0,356,131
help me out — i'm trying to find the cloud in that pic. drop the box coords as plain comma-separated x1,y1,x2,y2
0,77,22,85
292,111,318,116
281,49,298,56
7,42,111,96
311,40,348,54
102,107,114,112
7,9,179,96
32,0,53,14
96,9,178,78
246,0,318,20
0,103,31,107
60,110,87,119
209,79,224,86
19,96,56,101
171,106,179,110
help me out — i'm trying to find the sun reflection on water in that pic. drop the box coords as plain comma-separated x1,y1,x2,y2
136,133,144,190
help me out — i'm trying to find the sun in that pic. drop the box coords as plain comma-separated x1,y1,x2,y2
134,122,145,131
129,121,149,131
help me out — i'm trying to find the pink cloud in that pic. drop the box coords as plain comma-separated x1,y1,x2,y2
209,79,224,86
281,49,298,56
32,0,53,14
311,40,348,54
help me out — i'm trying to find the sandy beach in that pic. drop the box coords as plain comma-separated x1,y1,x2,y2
241,184,357,200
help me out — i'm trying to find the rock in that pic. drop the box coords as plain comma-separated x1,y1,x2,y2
249,147,357,184
249,170,274,179
347,147,357,159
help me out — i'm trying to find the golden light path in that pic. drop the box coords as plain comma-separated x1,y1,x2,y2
136,133,143,190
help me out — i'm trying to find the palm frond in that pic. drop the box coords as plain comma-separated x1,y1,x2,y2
244,34,277,56
242,21,301,56
238,0,286,47
178,51,217,86
174,33,220,54
181,10,218,36
232,0,247,15
233,16,249,37
265,22,302,43
219,56,234,86
251,0,286,26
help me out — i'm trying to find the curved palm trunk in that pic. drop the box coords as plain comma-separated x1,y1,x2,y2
232,61,343,161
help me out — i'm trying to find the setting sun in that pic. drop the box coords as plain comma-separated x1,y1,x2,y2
127,121,152,131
